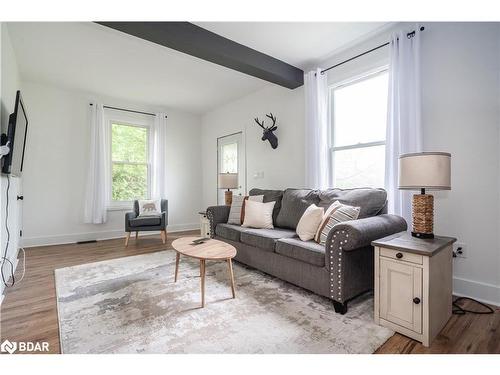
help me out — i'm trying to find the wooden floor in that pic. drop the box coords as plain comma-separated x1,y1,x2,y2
1,232,498,354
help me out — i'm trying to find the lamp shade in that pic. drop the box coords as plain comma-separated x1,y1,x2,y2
218,173,238,189
399,152,451,190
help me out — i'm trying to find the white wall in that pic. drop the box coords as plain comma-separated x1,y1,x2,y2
200,22,500,305
0,23,22,301
420,23,500,304
201,85,304,208
20,81,202,247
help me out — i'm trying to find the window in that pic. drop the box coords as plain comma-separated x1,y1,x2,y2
330,69,388,189
110,122,150,205
221,142,238,173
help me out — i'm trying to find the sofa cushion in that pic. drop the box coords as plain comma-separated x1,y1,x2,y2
275,189,320,229
129,216,161,227
276,238,325,267
240,228,297,252
249,188,284,225
216,223,248,242
318,188,387,218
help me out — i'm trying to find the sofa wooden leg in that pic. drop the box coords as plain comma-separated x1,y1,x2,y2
333,301,348,315
135,231,138,240
160,230,166,244
125,232,131,247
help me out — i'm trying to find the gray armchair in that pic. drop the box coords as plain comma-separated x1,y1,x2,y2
125,199,168,246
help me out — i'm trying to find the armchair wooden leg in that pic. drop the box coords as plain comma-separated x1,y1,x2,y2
125,232,131,247
135,231,138,240
160,230,166,244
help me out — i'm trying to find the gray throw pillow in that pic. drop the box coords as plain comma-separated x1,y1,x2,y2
275,189,320,229
318,188,387,218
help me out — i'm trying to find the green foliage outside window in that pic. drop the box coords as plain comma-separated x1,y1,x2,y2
111,123,149,201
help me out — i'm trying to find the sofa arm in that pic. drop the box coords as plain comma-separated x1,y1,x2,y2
324,214,407,304
125,211,137,232
206,205,230,238
325,214,407,253
161,211,168,228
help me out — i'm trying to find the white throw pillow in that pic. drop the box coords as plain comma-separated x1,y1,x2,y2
242,200,276,229
227,195,264,225
296,204,325,241
138,199,161,217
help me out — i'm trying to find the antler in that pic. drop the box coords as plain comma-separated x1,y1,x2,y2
266,113,277,131
254,117,266,129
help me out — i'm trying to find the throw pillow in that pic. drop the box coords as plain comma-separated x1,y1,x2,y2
227,195,263,225
317,202,360,245
314,201,342,242
138,199,161,217
242,200,276,229
241,195,264,224
296,204,324,241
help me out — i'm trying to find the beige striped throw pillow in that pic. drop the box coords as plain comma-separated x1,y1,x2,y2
316,201,360,245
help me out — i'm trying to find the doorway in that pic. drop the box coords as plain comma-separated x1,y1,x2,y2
217,132,246,205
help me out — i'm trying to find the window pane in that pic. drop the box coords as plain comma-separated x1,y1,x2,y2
221,143,238,173
333,145,385,189
333,72,388,147
112,163,148,201
112,123,148,163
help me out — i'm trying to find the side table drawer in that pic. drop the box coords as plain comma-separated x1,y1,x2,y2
380,247,423,265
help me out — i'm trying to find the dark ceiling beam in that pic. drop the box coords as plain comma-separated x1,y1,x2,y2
96,22,304,89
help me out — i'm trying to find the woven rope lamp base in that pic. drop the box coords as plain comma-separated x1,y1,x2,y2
412,194,434,239
224,190,233,206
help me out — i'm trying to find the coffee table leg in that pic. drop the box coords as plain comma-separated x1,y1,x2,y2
228,258,235,299
174,252,180,282
200,259,206,308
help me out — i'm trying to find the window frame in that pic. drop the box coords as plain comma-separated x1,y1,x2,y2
106,113,153,210
329,66,389,189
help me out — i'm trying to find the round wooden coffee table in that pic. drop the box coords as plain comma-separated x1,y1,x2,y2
172,237,237,308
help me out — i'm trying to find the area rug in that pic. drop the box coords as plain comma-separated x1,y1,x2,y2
54,251,393,353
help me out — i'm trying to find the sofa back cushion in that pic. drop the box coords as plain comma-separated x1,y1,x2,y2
275,189,320,229
249,188,284,224
317,188,387,219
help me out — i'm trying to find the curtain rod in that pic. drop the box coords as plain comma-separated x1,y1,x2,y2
320,26,425,75
89,103,168,118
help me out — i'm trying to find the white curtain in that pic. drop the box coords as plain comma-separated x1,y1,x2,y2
385,29,423,222
84,103,110,224
150,113,167,199
304,68,330,189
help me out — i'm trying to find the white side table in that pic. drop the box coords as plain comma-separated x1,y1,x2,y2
372,232,456,347
198,211,211,238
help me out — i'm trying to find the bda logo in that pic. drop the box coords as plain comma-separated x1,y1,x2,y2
1,339,17,354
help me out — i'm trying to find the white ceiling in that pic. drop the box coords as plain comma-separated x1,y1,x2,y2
8,22,389,114
196,22,389,69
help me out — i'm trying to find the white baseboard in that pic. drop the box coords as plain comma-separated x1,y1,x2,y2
20,223,199,248
453,276,500,306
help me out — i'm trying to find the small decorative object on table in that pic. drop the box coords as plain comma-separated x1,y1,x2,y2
372,232,456,347
218,172,238,205
399,152,451,238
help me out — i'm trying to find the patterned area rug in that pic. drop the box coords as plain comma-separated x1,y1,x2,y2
55,251,393,353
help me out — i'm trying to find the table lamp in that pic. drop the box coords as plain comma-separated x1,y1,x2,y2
218,172,238,206
398,152,451,238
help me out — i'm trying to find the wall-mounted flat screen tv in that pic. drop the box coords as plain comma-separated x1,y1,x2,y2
1,90,28,176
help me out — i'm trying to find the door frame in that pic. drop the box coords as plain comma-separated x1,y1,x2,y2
217,131,247,205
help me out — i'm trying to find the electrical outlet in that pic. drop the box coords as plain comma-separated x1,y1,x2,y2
454,242,466,258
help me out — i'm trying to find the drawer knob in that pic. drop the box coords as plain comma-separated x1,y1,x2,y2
413,297,421,304
396,252,403,259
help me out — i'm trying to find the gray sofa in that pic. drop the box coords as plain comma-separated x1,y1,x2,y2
207,188,407,314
